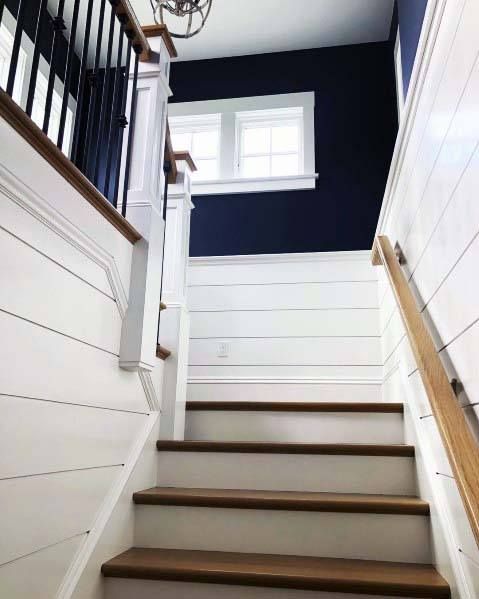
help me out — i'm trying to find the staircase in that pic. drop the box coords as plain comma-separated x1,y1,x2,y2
102,401,450,598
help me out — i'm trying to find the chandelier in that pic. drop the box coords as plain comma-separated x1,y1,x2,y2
150,1,213,39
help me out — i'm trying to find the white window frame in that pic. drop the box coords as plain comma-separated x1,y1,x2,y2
168,92,317,195
169,113,221,181
235,106,304,179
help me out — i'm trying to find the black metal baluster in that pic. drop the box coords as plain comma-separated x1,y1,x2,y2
6,0,28,97
92,2,117,187
42,0,66,135
25,0,49,116
82,0,106,174
121,47,140,217
70,0,94,164
0,1,5,30
156,159,171,342
111,36,133,208
57,0,81,152
103,15,126,199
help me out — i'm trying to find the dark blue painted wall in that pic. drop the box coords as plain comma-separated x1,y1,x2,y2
397,0,428,95
170,42,398,256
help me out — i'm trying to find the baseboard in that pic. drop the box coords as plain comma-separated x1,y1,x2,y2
56,412,160,599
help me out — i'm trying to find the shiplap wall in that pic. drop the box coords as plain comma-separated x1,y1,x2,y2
187,251,382,404
0,117,156,598
378,0,479,595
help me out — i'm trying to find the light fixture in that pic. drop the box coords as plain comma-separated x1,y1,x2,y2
149,0,213,39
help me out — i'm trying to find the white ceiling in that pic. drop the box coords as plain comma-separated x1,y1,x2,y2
131,0,395,62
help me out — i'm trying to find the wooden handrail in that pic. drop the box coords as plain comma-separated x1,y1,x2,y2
372,235,479,546
116,0,151,62
142,24,178,58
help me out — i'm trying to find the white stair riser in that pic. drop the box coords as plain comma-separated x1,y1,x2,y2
134,506,430,563
106,578,418,599
157,452,417,495
185,412,404,443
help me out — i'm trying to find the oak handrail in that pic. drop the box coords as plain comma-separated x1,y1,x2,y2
372,235,479,547
116,0,151,61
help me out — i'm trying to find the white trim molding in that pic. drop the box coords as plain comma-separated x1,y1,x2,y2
376,0,443,234
189,249,373,267
56,412,160,599
192,173,318,195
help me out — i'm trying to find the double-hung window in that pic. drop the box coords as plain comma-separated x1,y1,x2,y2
236,107,303,179
169,92,316,194
170,114,221,181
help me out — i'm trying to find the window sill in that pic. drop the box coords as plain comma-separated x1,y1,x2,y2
191,174,318,196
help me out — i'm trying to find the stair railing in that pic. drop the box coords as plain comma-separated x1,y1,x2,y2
372,235,479,547
0,0,150,236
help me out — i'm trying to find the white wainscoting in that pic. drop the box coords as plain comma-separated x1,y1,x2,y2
376,0,479,595
187,251,382,403
0,116,160,598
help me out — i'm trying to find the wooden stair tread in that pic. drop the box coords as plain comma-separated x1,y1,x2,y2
186,401,403,412
156,440,415,457
101,548,449,597
133,487,429,515
156,344,171,360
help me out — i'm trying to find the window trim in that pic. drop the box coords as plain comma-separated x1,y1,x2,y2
168,92,317,195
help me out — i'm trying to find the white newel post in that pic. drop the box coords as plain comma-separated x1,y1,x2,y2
119,33,174,411
159,157,195,438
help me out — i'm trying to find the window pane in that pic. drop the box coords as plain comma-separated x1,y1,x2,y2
192,129,218,159
272,125,299,153
194,159,218,181
171,131,192,152
242,127,270,155
271,154,299,176
241,156,270,178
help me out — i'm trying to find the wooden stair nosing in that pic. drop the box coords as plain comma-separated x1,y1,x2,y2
156,344,171,360
133,487,429,515
186,401,404,413
156,440,415,457
101,548,450,598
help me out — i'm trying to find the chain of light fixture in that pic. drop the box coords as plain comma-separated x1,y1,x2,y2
149,0,213,39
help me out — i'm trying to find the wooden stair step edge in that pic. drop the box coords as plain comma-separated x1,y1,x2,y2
186,401,404,413
156,440,415,457
133,487,429,515
156,344,171,360
101,548,450,598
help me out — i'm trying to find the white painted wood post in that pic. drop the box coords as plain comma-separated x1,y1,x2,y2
119,34,174,412
159,158,195,438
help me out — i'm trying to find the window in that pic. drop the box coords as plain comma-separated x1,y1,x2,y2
168,92,316,194
236,107,303,179
0,23,27,104
170,114,220,181
31,71,74,155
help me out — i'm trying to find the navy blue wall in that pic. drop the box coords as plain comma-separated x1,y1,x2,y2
397,0,428,95
170,42,398,256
